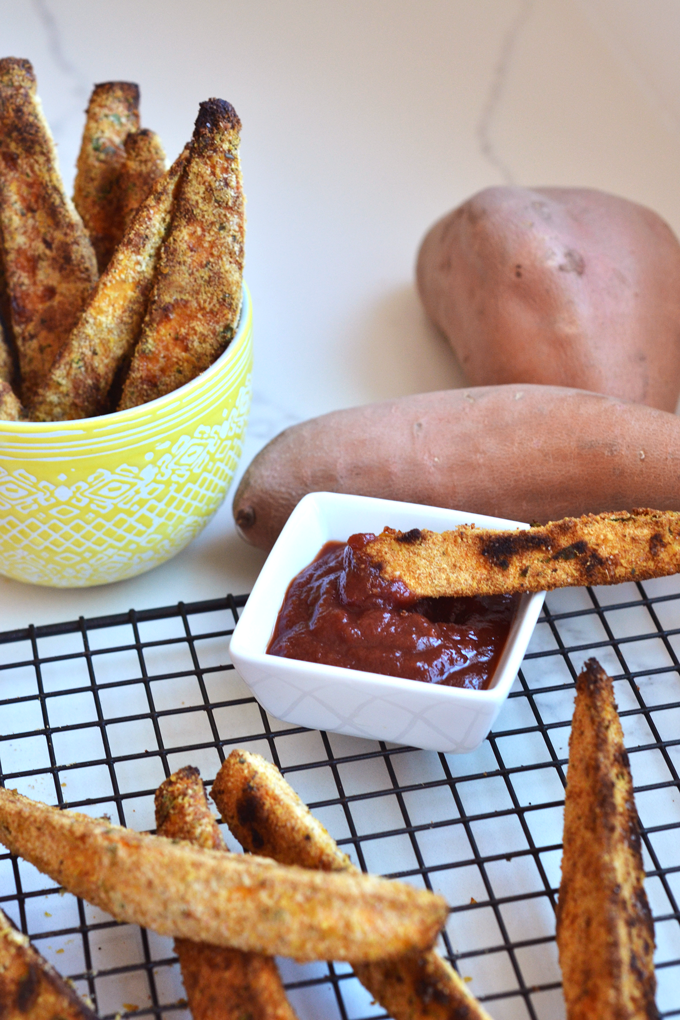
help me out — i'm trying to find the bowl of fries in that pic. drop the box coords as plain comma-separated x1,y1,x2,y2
230,492,545,753
0,286,252,587
0,60,252,586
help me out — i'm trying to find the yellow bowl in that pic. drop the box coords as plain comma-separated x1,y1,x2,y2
0,285,253,587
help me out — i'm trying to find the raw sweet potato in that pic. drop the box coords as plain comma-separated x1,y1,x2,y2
233,384,680,552
416,187,680,412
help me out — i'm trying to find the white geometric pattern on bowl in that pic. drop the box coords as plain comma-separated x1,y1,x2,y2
0,286,252,587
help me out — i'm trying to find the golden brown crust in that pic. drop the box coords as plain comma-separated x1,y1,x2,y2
155,764,226,850
0,322,14,386
0,234,16,384
155,766,298,1020
116,129,167,232
73,81,140,271
212,750,492,1020
30,149,187,421
0,380,22,420
118,98,245,409
0,787,446,963
211,750,352,871
0,58,98,400
557,659,658,1018
361,509,680,598
0,906,98,1020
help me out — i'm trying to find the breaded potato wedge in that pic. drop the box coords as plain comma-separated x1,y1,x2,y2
118,98,245,409
30,149,188,421
0,380,22,420
0,907,98,1020
0,323,14,386
0,787,446,963
212,750,493,1020
0,241,15,384
156,766,298,1020
73,81,140,271
359,508,680,599
557,659,657,1018
116,129,167,231
0,58,98,399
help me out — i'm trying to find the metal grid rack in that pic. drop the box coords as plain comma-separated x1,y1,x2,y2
1,577,680,1020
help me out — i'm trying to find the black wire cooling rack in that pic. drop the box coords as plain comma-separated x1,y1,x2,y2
1,578,680,1020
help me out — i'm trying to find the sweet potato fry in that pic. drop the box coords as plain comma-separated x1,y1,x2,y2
118,97,245,409
73,81,140,271
557,659,657,1018
0,324,13,386
0,58,98,399
212,750,492,1020
0,245,15,385
0,380,22,420
155,766,298,1020
30,149,188,421
0,787,446,963
359,508,680,599
0,906,98,1020
116,129,167,232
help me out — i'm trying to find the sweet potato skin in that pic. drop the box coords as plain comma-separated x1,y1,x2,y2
233,384,680,552
416,187,680,412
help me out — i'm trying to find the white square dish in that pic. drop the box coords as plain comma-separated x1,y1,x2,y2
229,492,545,753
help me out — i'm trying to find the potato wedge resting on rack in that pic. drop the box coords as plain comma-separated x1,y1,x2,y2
0,787,447,963
155,766,298,1020
557,659,657,1018
212,749,493,1020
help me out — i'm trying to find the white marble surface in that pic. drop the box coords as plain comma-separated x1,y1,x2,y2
0,0,679,626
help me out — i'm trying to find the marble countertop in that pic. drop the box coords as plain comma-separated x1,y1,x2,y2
2,0,680,627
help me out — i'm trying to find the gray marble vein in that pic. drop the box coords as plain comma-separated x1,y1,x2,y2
477,0,535,185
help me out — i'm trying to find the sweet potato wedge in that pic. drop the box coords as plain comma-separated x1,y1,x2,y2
0,380,22,420
118,98,245,409
0,58,98,399
233,384,680,552
0,322,13,386
155,766,298,1020
73,81,140,271
116,128,167,232
212,750,492,1020
0,787,446,963
0,907,98,1020
31,149,188,421
358,509,680,599
0,244,15,385
557,659,657,1018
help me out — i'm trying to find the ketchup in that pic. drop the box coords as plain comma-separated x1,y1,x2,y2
267,534,519,689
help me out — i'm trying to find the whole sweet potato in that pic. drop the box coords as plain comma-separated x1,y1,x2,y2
233,384,680,551
416,187,680,411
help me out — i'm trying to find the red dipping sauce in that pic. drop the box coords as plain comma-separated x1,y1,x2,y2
267,534,519,689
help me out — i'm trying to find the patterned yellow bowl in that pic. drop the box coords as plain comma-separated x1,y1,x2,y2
0,286,252,587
